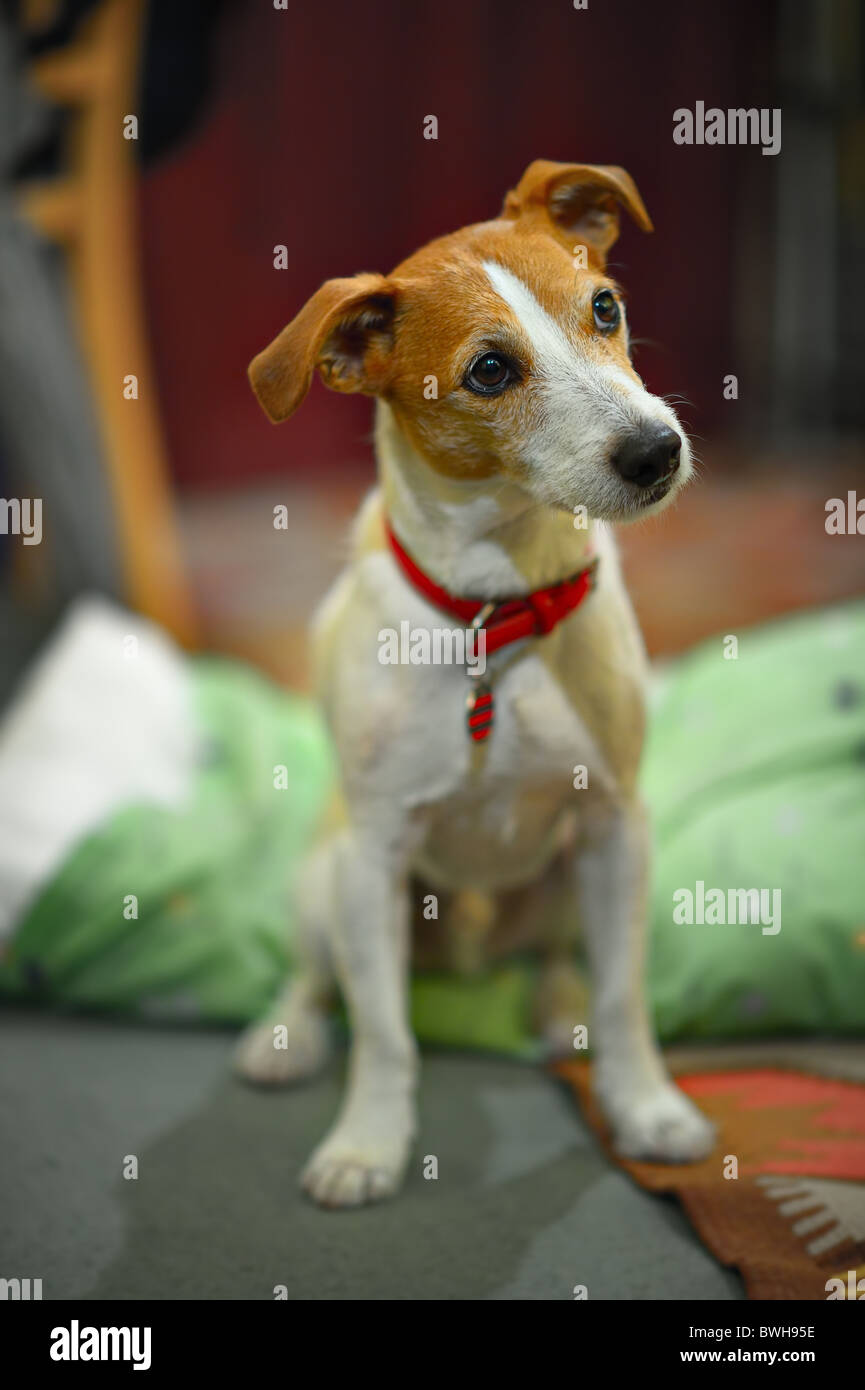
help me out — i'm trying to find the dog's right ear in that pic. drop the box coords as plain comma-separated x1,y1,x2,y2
248,272,396,423
502,160,652,263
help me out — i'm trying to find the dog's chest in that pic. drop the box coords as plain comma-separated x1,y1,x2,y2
408,649,609,889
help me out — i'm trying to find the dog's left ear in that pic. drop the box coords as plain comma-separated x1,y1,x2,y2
248,272,396,423
502,159,652,261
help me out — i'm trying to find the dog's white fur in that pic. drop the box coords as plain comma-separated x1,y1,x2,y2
236,162,716,1207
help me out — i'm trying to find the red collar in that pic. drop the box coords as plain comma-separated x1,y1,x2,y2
384,521,598,659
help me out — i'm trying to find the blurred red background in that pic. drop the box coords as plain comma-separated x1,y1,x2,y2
6,0,862,688
138,0,776,489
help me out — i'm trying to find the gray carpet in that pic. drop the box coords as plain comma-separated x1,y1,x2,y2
0,1009,743,1300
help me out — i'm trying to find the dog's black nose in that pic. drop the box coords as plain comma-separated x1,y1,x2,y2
612,426,682,489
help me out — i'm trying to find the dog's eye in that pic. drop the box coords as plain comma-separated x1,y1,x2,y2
464,352,513,395
592,290,620,332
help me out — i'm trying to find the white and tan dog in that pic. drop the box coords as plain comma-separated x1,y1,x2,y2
236,160,716,1208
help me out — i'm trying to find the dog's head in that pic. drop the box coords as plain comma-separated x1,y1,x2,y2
249,159,691,522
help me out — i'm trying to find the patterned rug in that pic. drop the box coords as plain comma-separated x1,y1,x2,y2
554,1059,865,1299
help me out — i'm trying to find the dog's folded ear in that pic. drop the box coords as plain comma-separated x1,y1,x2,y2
248,273,396,423
502,160,652,260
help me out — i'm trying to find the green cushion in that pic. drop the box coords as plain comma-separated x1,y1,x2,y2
645,599,865,1039
0,659,334,1024
3,602,864,1053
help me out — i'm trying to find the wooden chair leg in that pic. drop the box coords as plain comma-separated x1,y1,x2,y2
18,0,199,646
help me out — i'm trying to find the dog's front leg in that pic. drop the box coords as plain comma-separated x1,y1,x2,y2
576,800,715,1162
300,828,417,1209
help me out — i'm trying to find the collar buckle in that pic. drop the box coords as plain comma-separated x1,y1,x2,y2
470,601,498,632
468,601,497,681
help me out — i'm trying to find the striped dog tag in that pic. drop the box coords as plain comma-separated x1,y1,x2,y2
466,682,494,742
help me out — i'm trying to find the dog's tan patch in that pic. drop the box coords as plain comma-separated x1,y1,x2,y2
380,220,639,483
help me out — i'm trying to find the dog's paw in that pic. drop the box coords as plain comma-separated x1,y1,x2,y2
607,1084,716,1164
233,1009,331,1086
300,1130,412,1209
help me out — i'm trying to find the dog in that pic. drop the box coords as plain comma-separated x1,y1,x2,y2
235,159,716,1208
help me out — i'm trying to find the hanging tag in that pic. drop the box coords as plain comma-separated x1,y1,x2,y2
466,601,497,743
466,681,494,742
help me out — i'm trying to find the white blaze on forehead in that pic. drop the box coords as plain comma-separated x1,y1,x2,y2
472,260,689,520
482,260,662,419
482,260,581,382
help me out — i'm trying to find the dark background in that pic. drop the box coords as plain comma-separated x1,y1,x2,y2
134,0,863,486
4,0,864,680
